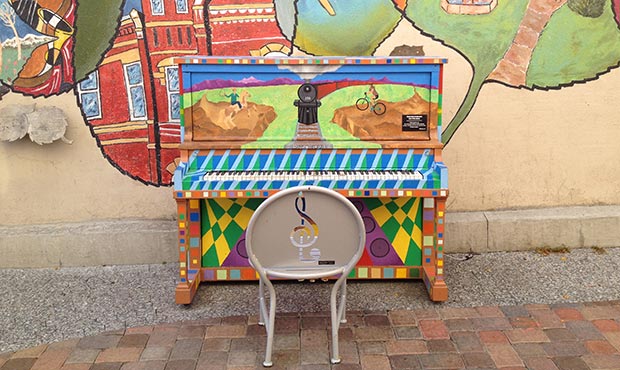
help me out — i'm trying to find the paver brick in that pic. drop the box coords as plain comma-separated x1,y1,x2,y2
10,345,47,359
566,320,606,340
604,332,620,351
486,344,523,368
301,330,328,348
581,306,620,320
451,331,484,352
140,346,171,361
352,327,393,341
582,354,620,369
444,318,474,332
360,354,391,370
417,353,464,369
162,359,196,370
388,310,417,326
393,326,421,340
364,315,390,327
228,351,256,366
170,338,203,359
356,341,386,355
552,356,590,370
412,308,440,321
530,309,565,329
60,364,91,370
65,349,100,364
553,308,585,322
418,320,449,340
510,316,540,329
119,361,166,370
585,340,618,355
90,363,123,370
543,341,588,357
77,335,121,350
95,347,142,363
205,325,246,339
118,334,149,348
479,330,509,344
385,340,427,355
505,328,550,343
544,328,578,342
500,305,530,318
471,317,512,331
593,320,620,333
476,306,505,318
426,339,456,353
0,357,37,370
461,352,495,368
523,357,560,370
30,348,72,370
438,307,479,320
388,354,421,369
196,351,228,369
512,343,547,358
177,326,206,339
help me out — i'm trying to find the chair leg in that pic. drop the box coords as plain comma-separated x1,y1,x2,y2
338,281,347,324
329,277,347,364
258,279,265,326
262,278,277,367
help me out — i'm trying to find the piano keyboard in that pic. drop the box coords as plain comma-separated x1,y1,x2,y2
204,170,424,182
192,170,428,191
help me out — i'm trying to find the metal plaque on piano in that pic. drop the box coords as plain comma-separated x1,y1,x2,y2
402,114,428,132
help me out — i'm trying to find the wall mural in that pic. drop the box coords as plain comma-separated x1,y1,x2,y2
1,0,620,185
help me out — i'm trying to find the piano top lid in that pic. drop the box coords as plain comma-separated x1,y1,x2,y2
174,56,448,66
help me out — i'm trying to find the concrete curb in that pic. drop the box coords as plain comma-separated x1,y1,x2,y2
1,205,619,268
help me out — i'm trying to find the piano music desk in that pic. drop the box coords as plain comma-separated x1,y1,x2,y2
173,57,449,304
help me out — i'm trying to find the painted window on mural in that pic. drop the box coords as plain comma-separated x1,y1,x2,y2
150,0,164,15
175,0,188,13
77,72,101,119
166,66,180,121
124,63,148,120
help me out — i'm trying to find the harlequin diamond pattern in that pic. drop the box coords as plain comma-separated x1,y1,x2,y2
364,197,423,266
201,198,264,267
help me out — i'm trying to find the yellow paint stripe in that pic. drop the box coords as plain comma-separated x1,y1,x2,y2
150,49,199,56
93,123,148,134
99,137,149,145
110,39,138,50
100,49,140,66
145,20,194,27
212,14,275,22
210,4,273,10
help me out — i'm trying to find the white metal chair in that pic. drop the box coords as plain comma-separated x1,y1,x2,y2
245,186,366,367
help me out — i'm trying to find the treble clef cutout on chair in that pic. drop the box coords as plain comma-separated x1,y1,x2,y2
289,191,320,263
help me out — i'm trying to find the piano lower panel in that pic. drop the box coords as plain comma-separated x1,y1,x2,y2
175,194,448,303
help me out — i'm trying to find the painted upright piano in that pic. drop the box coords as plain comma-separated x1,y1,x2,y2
173,56,448,304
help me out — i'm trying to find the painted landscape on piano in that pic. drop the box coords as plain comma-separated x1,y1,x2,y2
181,60,442,148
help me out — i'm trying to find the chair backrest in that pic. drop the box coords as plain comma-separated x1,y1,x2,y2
246,186,366,280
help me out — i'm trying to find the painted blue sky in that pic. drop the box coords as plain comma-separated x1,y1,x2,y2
1,0,143,41
0,0,41,41
123,0,143,15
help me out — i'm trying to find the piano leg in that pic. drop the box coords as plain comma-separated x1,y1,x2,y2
175,199,203,304
421,196,448,302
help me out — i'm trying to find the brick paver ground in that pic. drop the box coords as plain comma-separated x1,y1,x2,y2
2,301,620,369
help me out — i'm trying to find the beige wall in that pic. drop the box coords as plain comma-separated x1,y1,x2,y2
0,92,176,226
1,20,619,227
